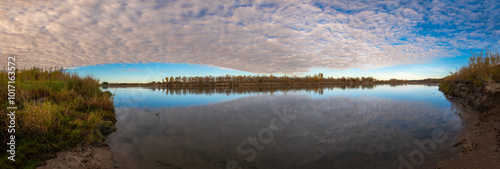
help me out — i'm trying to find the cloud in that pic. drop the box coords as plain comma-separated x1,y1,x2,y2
119,68,145,72
0,0,498,74
64,66,80,70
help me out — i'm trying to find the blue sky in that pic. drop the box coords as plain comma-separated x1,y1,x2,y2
1,0,499,82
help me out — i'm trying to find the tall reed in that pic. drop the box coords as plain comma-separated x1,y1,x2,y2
440,50,500,94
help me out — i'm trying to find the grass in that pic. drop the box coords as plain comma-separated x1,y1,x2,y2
462,140,478,153
439,50,500,95
0,68,115,169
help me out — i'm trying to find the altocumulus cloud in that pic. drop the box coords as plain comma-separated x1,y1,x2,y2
0,0,498,74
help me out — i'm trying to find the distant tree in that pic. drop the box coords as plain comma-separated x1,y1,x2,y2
157,73,384,85
102,81,109,85
363,76,375,82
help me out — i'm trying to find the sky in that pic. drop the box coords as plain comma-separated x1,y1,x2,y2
1,0,499,83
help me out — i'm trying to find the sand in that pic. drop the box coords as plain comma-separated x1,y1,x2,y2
37,146,115,169
436,83,500,169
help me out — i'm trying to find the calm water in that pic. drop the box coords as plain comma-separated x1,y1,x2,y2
103,85,463,169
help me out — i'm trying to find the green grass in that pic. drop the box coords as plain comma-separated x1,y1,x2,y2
439,50,500,95
0,68,115,169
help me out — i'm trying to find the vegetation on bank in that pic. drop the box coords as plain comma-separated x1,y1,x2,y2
439,50,500,95
104,73,437,88
0,68,115,169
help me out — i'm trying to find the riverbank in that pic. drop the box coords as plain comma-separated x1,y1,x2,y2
38,145,114,169
436,51,500,168
437,82,500,169
0,68,117,169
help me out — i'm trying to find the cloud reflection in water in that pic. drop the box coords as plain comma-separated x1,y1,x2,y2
106,90,461,169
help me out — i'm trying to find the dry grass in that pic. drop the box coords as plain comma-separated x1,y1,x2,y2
462,140,478,153
440,50,500,94
19,101,59,135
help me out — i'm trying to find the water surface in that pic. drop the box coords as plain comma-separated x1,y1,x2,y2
104,85,462,169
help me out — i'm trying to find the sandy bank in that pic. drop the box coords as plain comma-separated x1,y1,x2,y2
37,145,115,169
437,82,500,169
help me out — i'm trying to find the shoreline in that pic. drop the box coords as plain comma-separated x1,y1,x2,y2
437,82,500,169
38,145,115,169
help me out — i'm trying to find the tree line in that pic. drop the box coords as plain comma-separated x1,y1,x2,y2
156,73,406,84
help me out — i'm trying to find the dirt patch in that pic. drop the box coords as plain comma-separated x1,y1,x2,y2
437,83,500,169
37,145,116,169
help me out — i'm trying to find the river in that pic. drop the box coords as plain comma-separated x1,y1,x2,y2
103,84,463,169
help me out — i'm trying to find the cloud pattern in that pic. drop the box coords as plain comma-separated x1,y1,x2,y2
0,0,499,74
